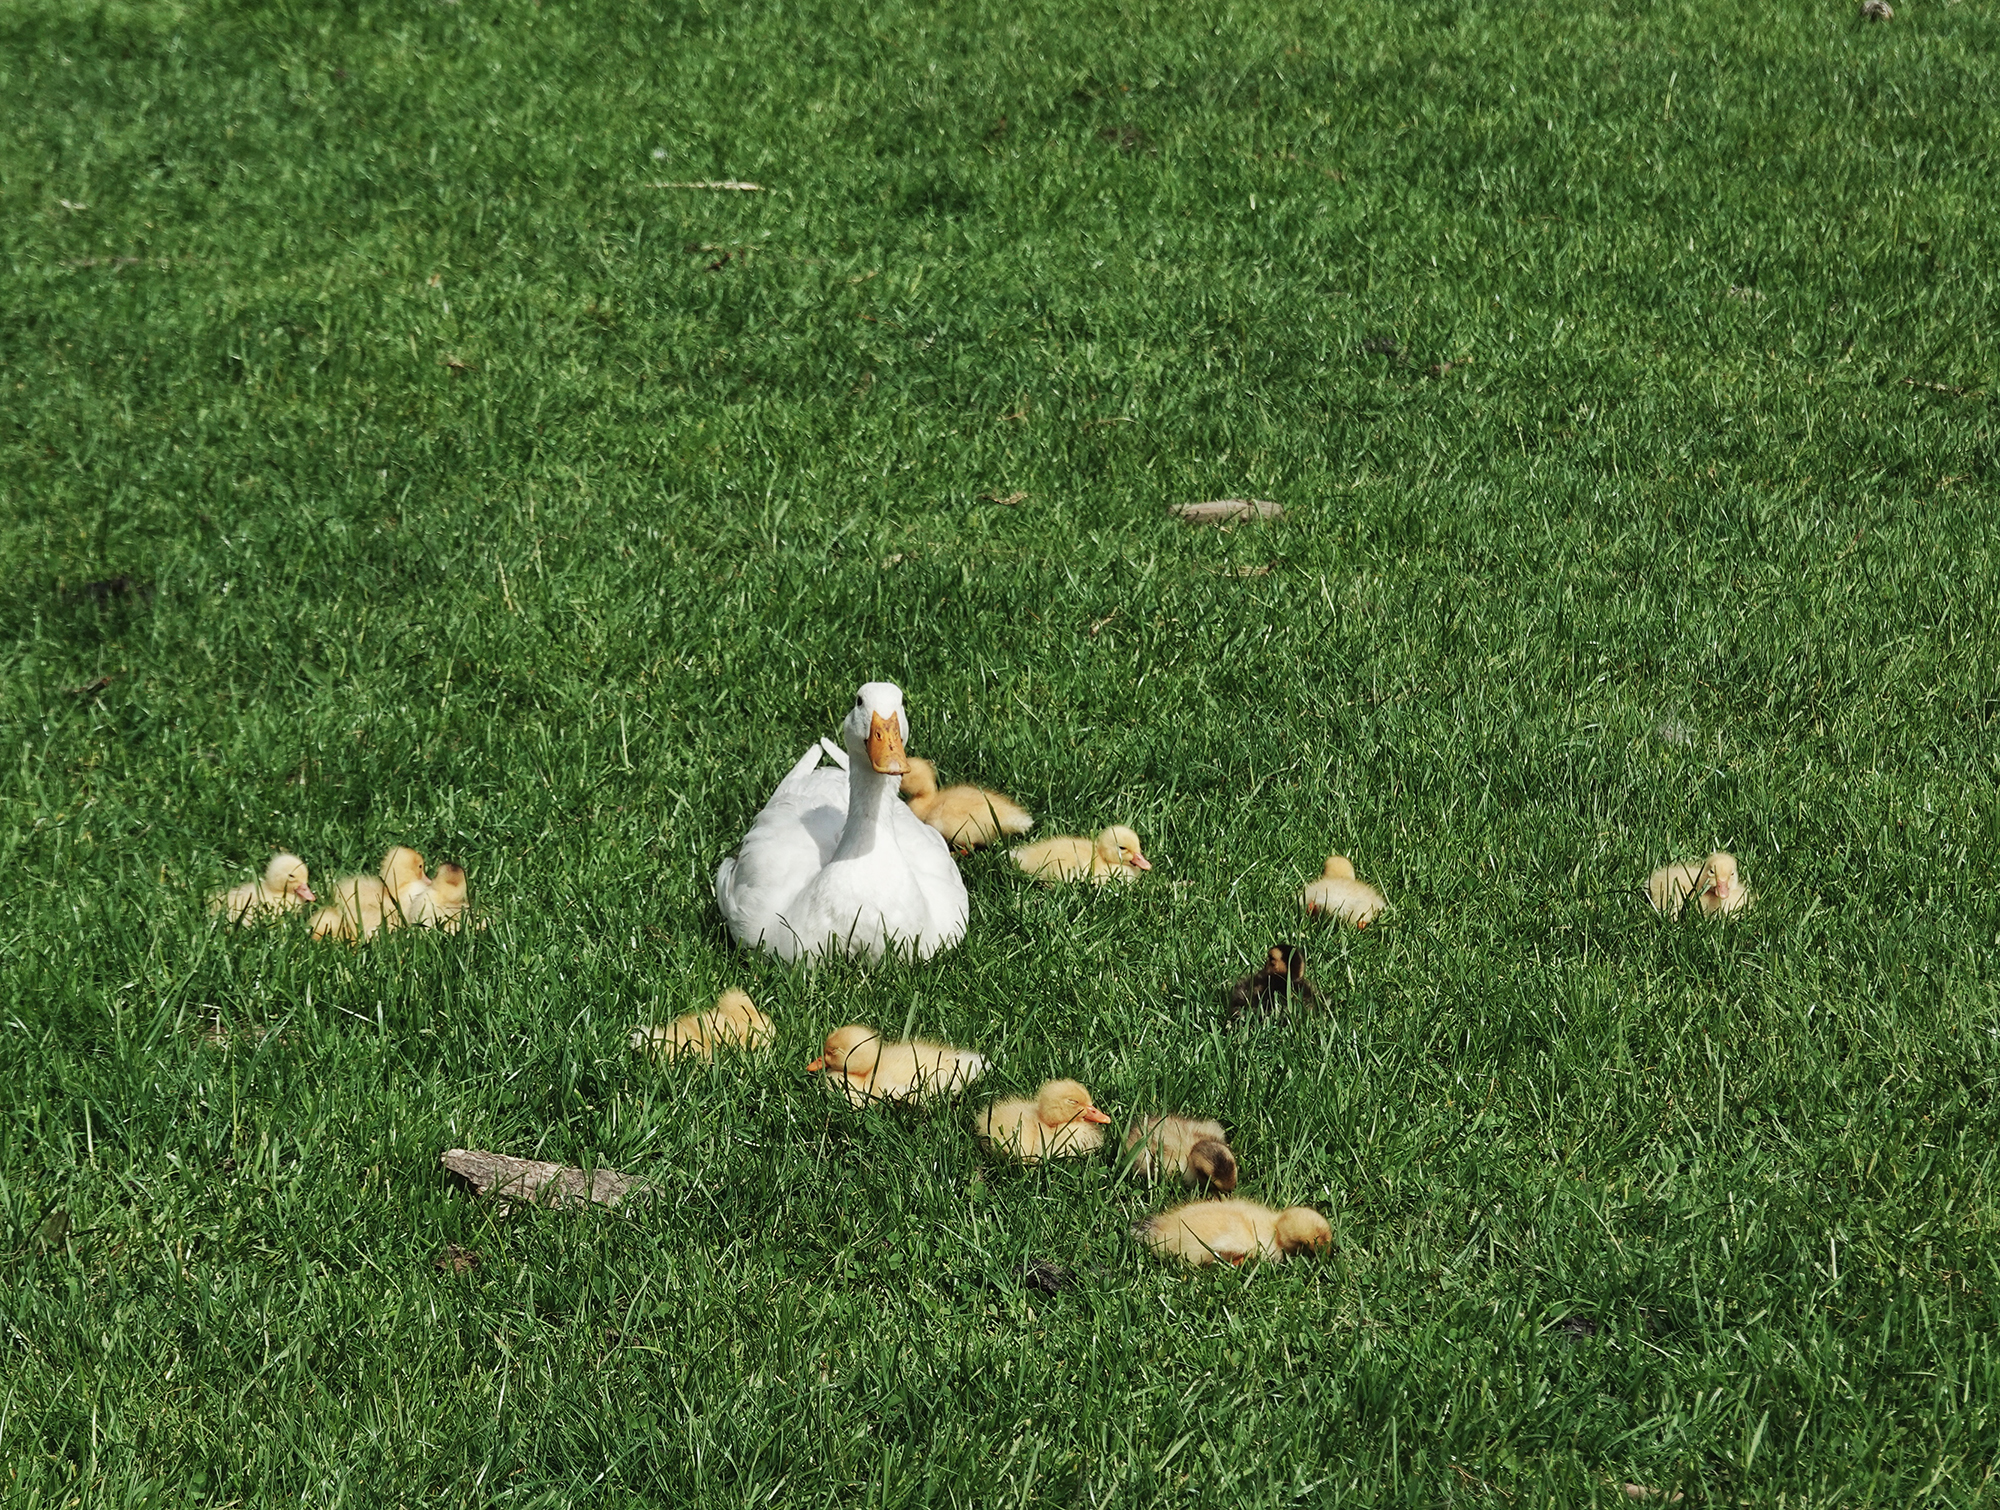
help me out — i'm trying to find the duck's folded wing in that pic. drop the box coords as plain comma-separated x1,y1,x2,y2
717,756,851,952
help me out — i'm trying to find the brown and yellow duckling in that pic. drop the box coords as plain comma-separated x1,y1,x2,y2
1122,1114,1238,1193
1227,943,1320,1028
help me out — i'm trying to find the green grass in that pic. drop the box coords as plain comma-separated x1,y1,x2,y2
4,0,2000,1501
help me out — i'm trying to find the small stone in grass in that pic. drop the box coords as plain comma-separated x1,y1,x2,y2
1861,0,1891,17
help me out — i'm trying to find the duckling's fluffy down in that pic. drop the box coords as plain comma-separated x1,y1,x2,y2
632,989,773,1060
808,1024,988,1105
1009,826,1150,884
1300,855,1386,926
1135,1199,1331,1267
209,852,316,924
1644,851,1751,919
976,1079,1111,1161
900,758,1034,850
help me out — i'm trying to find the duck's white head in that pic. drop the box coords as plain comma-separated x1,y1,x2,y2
842,682,911,775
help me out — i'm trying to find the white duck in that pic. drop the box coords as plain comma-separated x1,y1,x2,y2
715,682,969,962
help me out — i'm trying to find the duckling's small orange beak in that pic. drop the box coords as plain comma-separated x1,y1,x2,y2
1130,854,1152,871
866,712,909,775
296,885,317,902
1081,1106,1112,1125
806,1056,826,1073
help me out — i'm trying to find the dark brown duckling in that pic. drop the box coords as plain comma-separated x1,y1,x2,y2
1227,943,1320,1028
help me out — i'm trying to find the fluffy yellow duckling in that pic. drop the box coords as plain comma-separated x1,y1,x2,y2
631,989,774,1060
1644,850,1752,919
976,1079,1113,1161
209,852,317,924
1136,1199,1332,1268
900,757,1035,851
1300,854,1387,926
398,861,473,931
1010,826,1151,885
1123,1115,1239,1193
310,846,429,942
807,1024,989,1105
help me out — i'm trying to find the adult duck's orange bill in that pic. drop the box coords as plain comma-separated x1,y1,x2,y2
866,711,909,774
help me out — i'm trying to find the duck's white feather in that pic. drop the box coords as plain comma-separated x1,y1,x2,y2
716,686,968,963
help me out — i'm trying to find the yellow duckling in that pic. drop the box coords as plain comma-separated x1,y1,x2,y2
1299,854,1387,926
1010,825,1151,884
310,846,428,942
1123,1114,1238,1193
398,861,473,931
632,989,774,1060
210,852,317,924
976,1079,1113,1161
900,757,1035,851
1644,850,1752,919
807,1024,989,1105
1136,1199,1332,1267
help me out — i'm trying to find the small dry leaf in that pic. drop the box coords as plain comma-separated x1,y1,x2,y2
436,1243,481,1275
983,490,1028,506
1022,1258,1076,1294
441,354,473,373
1096,126,1154,155
75,574,153,604
1171,499,1284,526
427,273,443,288
880,552,908,569
64,676,115,699
58,199,88,212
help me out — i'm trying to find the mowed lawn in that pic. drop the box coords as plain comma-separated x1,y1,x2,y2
4,0,2000,1501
